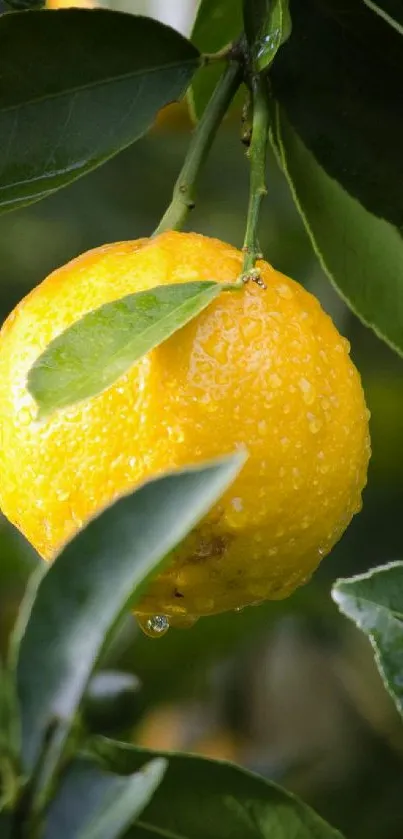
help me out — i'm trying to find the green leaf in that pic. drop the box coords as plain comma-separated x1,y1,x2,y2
0,10,200,214
271,0,403,230
243,0,291,72
274,109,403,356
44,756,166,839
189,0,243,120
12,453,245,775
28,281,222,419
88,740,344,839
364,0,403,34
332,561,403,719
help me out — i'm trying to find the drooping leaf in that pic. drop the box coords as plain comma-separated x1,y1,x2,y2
43,756,166,839
28,282,222,419
364,0,403,34
189,0,243,120
332,561,403,718
0,10,200,214
243,0,291,72
88,740,344,839
12,453,245,775
271,0,403,230
274,109,403,355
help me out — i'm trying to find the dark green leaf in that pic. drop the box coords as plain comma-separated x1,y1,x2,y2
0,813,12,837
28,282,222,419
271,0,403,230
89,740,344,839
189,0,243,120
364,0,403,33
0,10,199,214
12,453,245,775
243,0,291,72
332,561,403,718
44,756,166,839
274,110,403,356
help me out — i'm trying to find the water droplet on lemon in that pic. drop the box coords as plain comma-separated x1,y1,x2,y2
138,615,169,638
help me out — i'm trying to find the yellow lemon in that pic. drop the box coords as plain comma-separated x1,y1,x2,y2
0,232,370,628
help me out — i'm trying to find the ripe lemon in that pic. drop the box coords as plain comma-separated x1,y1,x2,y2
0,232,370,629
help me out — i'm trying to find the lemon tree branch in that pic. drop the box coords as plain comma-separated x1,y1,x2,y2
239,75,270,286
154,60,242,236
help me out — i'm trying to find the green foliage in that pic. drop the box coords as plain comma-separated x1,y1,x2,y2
0,10,199,213
13,454,244,776
274,111,403,356
270,0,403,352
28,282,222,418
271,0,403,229
0,452,344,839
75,740,344,839
44,756,167,839
333,562,403,719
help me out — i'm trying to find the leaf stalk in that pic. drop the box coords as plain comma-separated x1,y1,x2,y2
153,60,242,236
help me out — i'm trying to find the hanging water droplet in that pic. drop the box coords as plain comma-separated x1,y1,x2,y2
138,614,169,639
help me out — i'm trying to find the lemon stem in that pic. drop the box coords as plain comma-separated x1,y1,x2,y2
238,75,270,287
153,60,242,237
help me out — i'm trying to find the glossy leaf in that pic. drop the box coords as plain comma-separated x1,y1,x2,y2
271,0,403,230
89,739,344,839
0,10,199,214
28,281,222,418
189,0,243,120
12,453,245,775
244,0,291,71
274,110,403,356
364,0,403,33
44,756,166,839
332,561,403,718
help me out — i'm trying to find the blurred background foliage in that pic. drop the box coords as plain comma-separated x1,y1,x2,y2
1,1,403,837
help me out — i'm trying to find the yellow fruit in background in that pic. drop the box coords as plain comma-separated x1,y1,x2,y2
0,232,370,628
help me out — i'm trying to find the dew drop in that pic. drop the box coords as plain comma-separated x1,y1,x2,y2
231,497,243,512
138,615,169,638
307,414,322,434
277,283,293,299
269,372,282,388
56,488,70,502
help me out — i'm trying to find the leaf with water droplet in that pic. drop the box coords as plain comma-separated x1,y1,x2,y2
243,0,291,73
28,282,223,419
332,561,403,719
11,451,246,776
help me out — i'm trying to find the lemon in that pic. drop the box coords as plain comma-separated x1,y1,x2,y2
0,232,370,627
